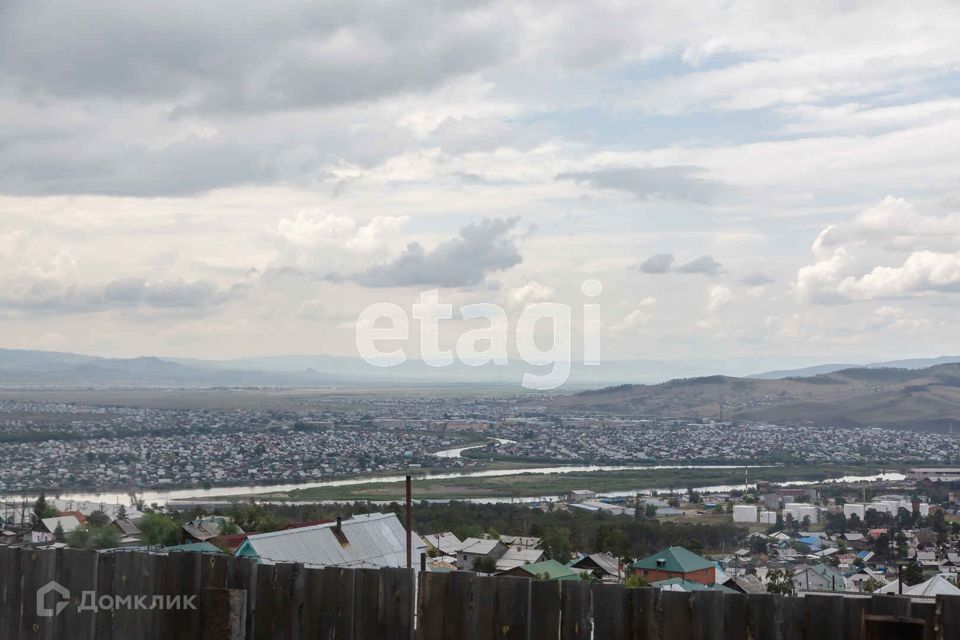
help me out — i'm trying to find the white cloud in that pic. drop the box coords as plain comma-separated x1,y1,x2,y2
507,281,555,308
706,285,732,312
796,197,960,303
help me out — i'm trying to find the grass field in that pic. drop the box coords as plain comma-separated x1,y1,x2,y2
280,464,884,501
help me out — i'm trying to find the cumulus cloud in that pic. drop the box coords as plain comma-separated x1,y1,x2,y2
637,254,675,274
636,254,722,275
557,166,724,203
507,281,555,307
275,212,410,274
859,306,931,333
676,255,723,275
706,285,732,312
351,217,522,288
0,276,239,314
796,197,960,303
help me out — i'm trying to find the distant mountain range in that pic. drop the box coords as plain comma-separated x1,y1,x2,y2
546,363,960,431
0,348,713,388
1,347,959,392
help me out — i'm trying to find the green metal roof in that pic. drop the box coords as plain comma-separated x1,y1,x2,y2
514,559,581,581
651,578,736,593
631,546,714,573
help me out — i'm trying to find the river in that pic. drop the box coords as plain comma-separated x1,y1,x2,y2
7,436,905,506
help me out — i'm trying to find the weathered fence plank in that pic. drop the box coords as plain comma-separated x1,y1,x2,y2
721,592,747,640
472,575,497,640
691,589,724,640
908,600,935,640
804,594,843,640
442,570,476,640
200,588,246,640
0,546,21,640
626,587,660,640
493,576,530,640
111,552,157,640
871,594,911,618
591,584,626,640
843,597,870,640
161,551,203,640
660,590,692,639
254,562,304,640
353,568,382,640
530,579,561,640
317,565,356,640
19,547,57,640
378,567,414,640
559,580,591,640
747,593,781,640
93,551,115,640
937,594,960,640
780,595,805,640
53,548,98,640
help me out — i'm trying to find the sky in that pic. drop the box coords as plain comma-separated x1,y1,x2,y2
2,0,960,368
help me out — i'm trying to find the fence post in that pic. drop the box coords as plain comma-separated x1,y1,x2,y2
937,595,960,640
201,588,247,640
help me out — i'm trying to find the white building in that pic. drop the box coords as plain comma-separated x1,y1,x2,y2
733,505,758,523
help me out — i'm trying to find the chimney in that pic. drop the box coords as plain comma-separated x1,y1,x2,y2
333,516,348,546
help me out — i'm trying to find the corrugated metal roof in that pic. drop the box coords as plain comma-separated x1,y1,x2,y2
238,512,425,568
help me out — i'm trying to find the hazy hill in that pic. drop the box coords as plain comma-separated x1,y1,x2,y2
749,355,960,379
548,364,960,431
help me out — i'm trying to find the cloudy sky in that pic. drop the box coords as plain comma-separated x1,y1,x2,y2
2,0,960,368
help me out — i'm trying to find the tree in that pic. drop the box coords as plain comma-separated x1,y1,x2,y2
766,569,795,596
67,524,120,550
53,521,65,542
625,573,648,588
900,562,923,587
472,556,497,574
139,512,181,546
862,577,885,593
87,510,110,528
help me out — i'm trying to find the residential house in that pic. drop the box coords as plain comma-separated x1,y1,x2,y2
631,547,715,585
456,538,508,571
792,564,845,592
498,559,580,581
41,515,81,538
423,532,465,557
495,547,546,572
569,553,620,582
235,513,425,568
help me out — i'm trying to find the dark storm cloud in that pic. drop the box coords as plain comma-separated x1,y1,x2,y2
350,217,522,287
556,166,725,203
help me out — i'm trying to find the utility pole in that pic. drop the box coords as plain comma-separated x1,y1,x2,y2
405,475,412,570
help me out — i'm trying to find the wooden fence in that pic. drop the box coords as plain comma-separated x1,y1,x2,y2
2,546,960,639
